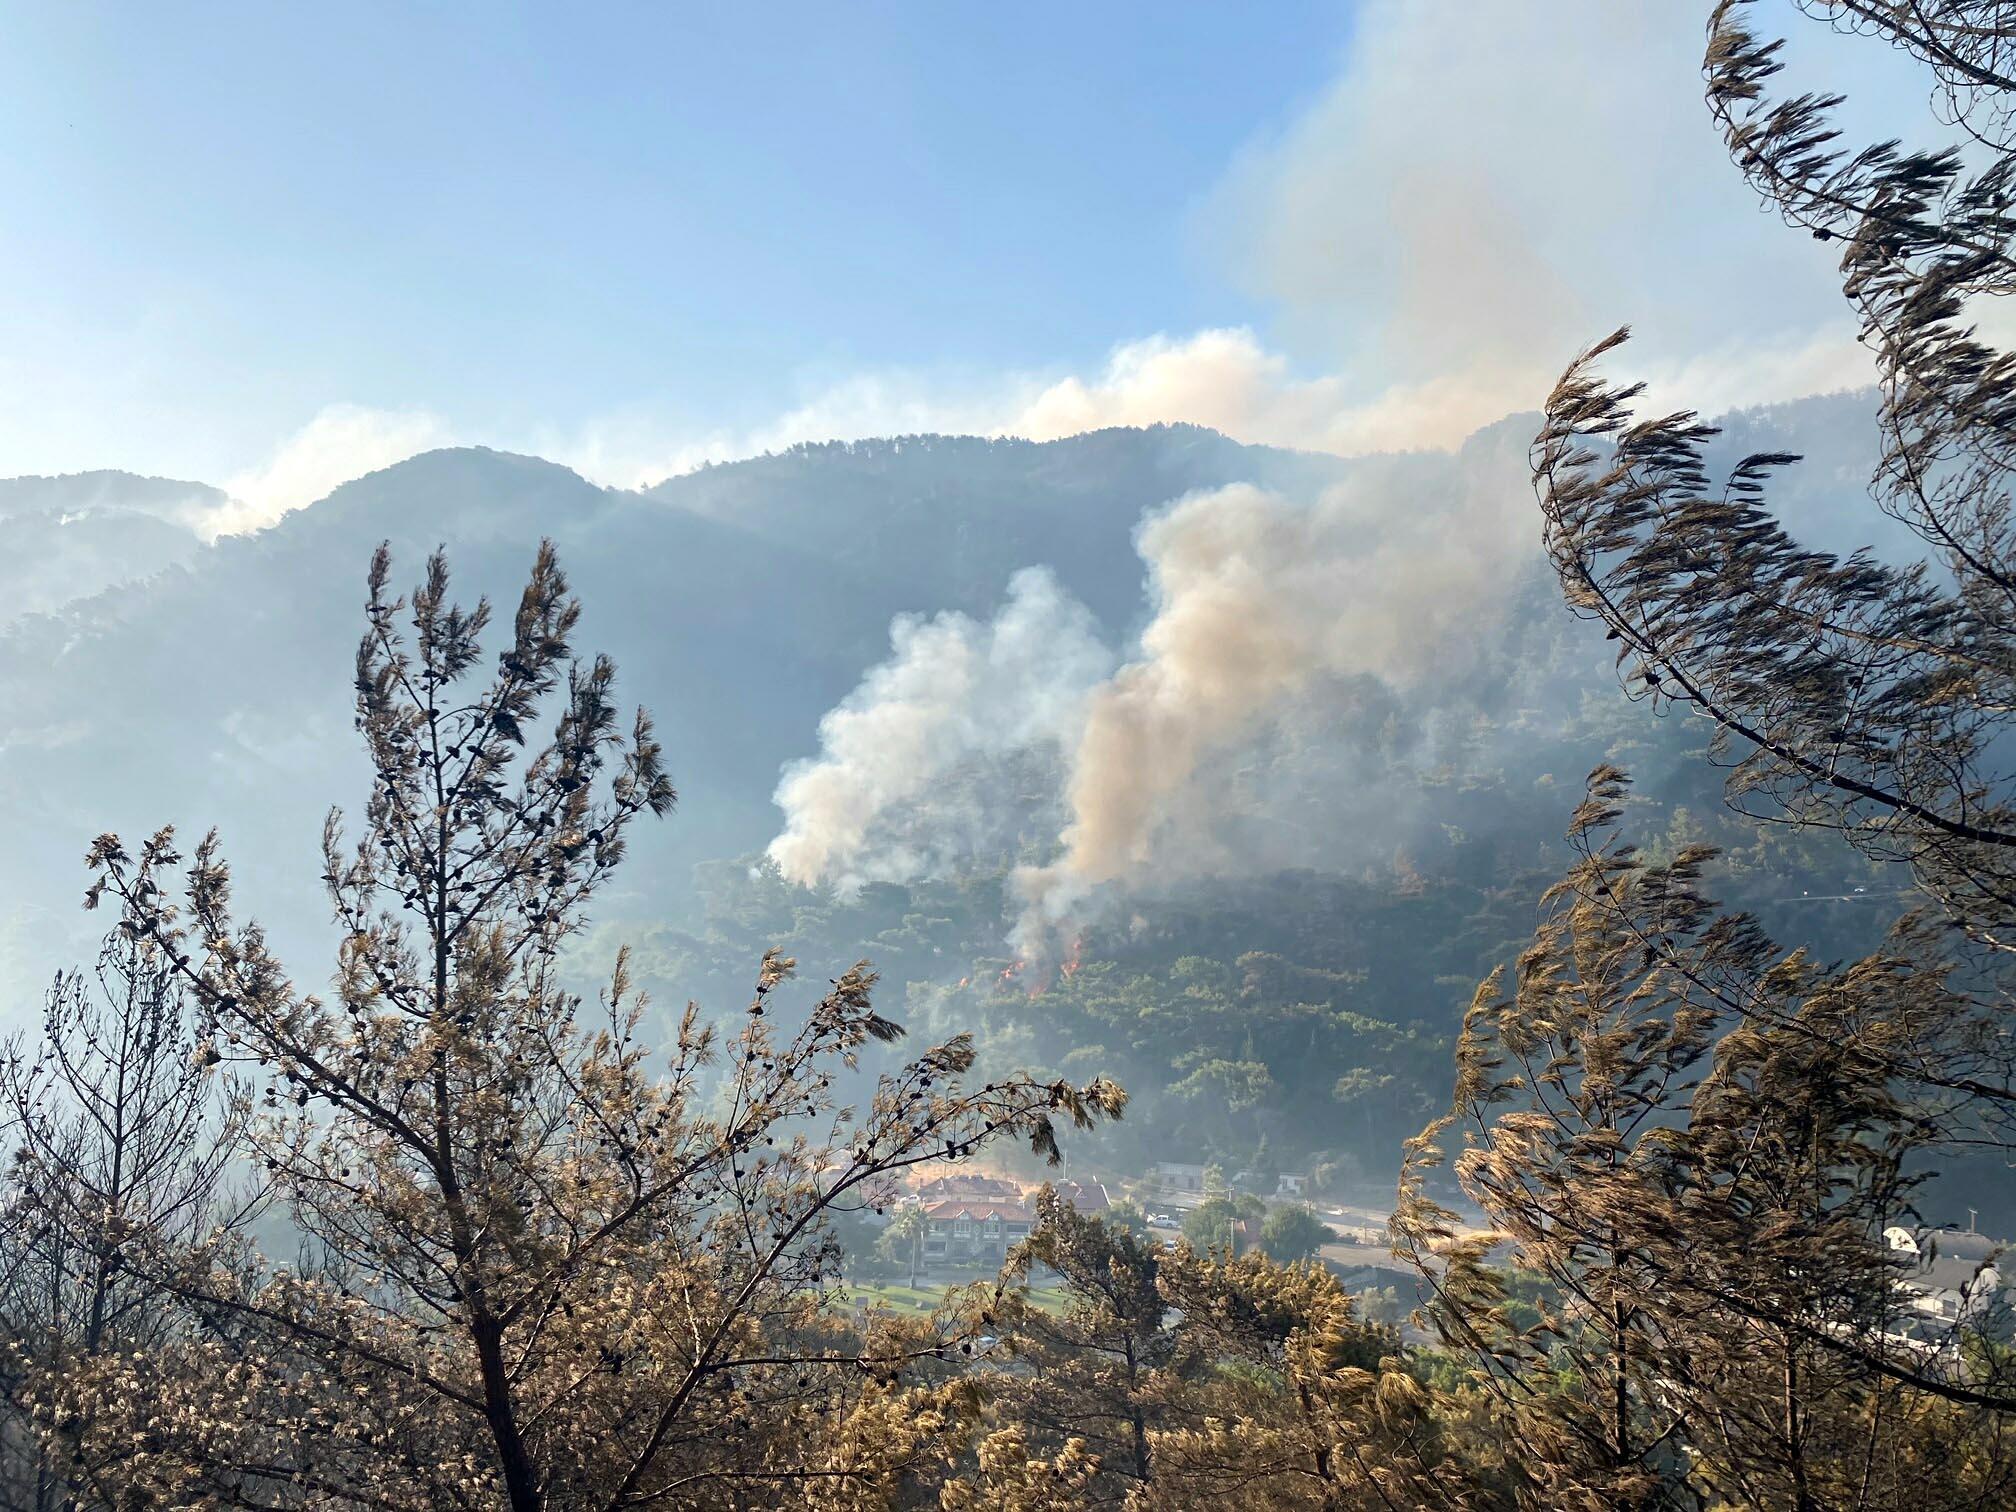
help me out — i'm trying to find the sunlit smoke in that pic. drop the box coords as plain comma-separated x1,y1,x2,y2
1010,455,1528,951
766,567,1113,892
767,418,1535,957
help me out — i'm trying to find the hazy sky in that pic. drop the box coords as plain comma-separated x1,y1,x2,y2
0,1,1926,527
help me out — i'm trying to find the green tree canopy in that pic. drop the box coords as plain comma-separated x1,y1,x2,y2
1257,1204,1333,1265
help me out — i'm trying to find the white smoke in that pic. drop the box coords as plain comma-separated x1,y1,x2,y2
1204,0,1904,449
766,568,1114,893
211,404,455,539
768,426,1536,944
1011,452,1529,946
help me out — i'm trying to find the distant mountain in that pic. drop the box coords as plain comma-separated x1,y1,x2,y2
10,398,1976,1214
0,427,1358,1005
0,402,1901,1017
0,471,214,624
645,426,1350,632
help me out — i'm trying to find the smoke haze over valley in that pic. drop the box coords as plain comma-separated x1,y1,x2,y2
0,389,1898,1009
11,5,2016,1503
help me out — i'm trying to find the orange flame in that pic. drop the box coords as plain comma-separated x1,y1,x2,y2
1060,933,1084,979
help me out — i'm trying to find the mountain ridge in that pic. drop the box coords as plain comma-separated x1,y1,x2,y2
0,423,1358,1005
0,398,1893,1022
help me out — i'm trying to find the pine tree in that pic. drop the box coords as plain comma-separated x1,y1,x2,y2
1399,769,2016,1509
1137,1248,1483,1510
0,927,248,1511
1532,2,2016,1118
975,1187,1174,1499
1397,770,1711,1511
67,544,1123,1510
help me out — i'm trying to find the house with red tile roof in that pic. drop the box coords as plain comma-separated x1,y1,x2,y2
913,1172,1022,1202
918,1196,1035,1268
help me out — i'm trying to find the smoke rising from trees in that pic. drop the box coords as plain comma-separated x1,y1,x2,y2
766,567,1114,892
767,433,1535,947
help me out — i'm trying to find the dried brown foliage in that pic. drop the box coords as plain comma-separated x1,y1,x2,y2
1398,770,2016,1510
32,544,1123,1510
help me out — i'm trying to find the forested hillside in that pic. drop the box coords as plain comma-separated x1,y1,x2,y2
0,429,1340,989
13,0,2016,1506
5,218,2004,1512
0,403,1908,1203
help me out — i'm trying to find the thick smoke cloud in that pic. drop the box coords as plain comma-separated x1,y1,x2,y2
768,425,1536,943
1205,0,1912,446
766,568,1113,893
1013,448,1530,944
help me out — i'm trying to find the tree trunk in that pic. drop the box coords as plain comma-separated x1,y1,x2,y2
1123,1336,1151,1485
1784,1338,1813,1512
474,1316,541,1512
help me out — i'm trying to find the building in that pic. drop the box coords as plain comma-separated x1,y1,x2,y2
914,1172,1022,1202
1052,1178,1111,1215
920,1197,1035,1269
1154,1162,1207,1196
899,1171,1109,1271
1884,1225,2009,1324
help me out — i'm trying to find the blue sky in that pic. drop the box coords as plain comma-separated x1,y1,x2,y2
0,5,1343,476
0,2,1927,523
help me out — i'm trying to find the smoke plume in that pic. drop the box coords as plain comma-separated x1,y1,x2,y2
767,421,1538,946
1011,449,1530,944
766,567,1113,892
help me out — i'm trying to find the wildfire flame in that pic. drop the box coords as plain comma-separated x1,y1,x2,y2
1060,934,1084,979
986,950,1059,997
977,935,1089,999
